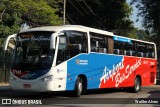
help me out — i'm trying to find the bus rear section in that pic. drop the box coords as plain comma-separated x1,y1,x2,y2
65,53,156,92
64,30,157,96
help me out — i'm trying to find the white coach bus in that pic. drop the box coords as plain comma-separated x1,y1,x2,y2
3,25,157,97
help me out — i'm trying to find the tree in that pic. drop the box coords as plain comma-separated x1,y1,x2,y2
66,0,135,36
131,0,160,48
131,0,160,70
0,0,63,45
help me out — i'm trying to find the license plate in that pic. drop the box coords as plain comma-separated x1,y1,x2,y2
23,84,31,88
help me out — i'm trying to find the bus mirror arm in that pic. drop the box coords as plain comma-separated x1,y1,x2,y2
50,32,65,49
3,34,17,51
3,34,17,83
50,33,57,49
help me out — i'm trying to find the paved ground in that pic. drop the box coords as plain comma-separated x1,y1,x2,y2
0,84,160,107
0,83,10,91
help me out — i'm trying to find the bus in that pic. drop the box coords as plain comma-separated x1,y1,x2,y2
4,25,157,97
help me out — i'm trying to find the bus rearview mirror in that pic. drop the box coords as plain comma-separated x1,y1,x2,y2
50,33,56,49
50,33,65,49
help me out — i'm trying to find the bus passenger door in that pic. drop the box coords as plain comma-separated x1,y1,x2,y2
2,34,17,83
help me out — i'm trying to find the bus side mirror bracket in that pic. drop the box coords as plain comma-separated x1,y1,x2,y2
3,34,17,51
50,33,57,49
50,32,65,49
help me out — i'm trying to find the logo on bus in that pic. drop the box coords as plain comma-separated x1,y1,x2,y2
100,58,124,84
75,59,88,65
100,58,142,87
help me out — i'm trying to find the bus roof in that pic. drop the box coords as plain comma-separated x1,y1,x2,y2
20,25,155,45
20,25,114,36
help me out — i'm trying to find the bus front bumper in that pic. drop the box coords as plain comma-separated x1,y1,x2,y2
10,80,55,92
9,76,67,92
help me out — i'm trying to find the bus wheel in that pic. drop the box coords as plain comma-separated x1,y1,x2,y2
133,77,141,93
40,92,49,96
74,77,83,97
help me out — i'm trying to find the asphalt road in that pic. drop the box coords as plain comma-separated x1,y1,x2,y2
0,85,160,107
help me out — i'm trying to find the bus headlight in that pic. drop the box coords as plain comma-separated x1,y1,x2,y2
9,76,17,81
40,75,53,82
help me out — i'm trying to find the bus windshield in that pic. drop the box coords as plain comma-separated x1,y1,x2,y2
12,31,55,71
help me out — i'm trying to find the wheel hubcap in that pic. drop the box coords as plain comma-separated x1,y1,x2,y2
78,82,82,95
135,79,140,91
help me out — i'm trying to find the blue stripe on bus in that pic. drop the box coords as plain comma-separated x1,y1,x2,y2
66,53,123,90
113,36,131,43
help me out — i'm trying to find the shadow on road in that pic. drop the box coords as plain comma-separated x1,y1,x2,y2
147,90,160,107
0,88,130,99
0,86,159,99
0,88,159,106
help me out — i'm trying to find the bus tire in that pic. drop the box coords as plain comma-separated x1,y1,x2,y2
74,77,83,97
40,92,49,96
133,77,141,93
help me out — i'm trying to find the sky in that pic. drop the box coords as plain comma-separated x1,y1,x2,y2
126,0,143,29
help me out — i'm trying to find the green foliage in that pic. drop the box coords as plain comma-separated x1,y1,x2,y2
128,29,138,39
128,29,150,40
0,0,140,47
20,0,62,27
131,0,160,47
66,0,135,36
0,0,63,42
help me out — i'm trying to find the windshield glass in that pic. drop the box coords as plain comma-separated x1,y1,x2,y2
12,31,55,71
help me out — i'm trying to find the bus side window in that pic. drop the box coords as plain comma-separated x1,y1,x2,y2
114,49,120,54
148,44,155,58
137,43,147,57
56,31,88,65
124,42,136,56
67,31,88,54
65,31,88,59
90,32,108,53
113,41,123,55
